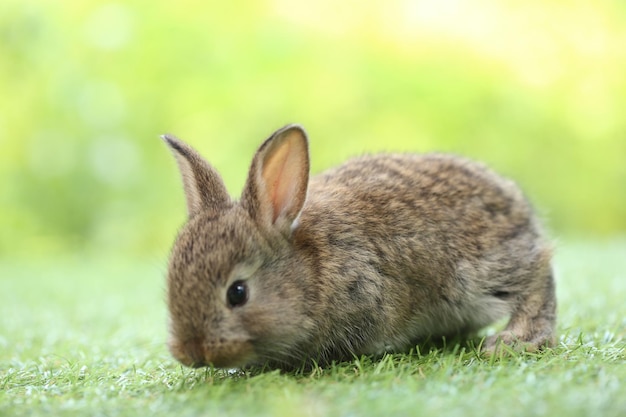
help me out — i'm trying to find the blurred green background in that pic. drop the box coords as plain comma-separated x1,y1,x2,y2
1,0,625,260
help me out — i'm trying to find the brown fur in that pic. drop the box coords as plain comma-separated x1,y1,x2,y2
162,124,556,369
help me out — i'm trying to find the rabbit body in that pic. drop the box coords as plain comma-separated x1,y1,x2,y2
163,125,556,369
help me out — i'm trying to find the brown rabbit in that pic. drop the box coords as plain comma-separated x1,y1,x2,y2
162,124,556,369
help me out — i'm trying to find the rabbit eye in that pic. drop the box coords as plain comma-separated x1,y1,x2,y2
226,280,248,307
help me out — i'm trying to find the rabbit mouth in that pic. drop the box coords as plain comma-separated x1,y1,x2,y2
169,336,255,368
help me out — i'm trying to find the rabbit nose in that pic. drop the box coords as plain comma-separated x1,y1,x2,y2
186,338,207,368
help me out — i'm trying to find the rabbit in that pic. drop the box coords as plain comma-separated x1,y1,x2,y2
161,124,556,370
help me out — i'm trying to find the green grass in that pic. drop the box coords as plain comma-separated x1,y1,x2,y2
1,240,625,417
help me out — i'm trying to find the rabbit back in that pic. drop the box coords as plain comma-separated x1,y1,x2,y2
291,153,553,357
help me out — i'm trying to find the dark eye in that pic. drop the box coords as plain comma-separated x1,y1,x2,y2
226,280,248,307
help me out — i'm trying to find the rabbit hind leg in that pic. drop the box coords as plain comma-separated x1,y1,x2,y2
483,266,557,355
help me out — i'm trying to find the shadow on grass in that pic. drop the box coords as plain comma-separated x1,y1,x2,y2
170,334,563,390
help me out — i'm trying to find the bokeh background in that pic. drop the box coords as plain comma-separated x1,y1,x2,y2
1,0,625,260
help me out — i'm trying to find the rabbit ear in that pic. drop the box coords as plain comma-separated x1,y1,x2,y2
161,134,231,218
241,125,310,236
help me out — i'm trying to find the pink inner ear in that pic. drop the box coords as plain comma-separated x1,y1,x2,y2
262,136,306,223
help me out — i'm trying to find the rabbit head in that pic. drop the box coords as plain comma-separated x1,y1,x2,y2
162,125,316,368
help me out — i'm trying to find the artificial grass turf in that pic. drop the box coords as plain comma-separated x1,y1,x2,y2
1,240,625,417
